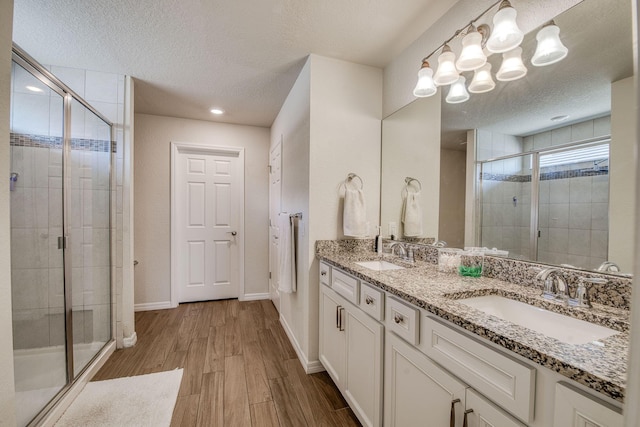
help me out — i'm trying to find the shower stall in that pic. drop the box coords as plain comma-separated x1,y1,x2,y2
10,46,113,426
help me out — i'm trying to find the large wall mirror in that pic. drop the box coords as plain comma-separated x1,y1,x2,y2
380,0,635,274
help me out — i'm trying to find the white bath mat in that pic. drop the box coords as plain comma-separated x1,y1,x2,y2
55,369,183,427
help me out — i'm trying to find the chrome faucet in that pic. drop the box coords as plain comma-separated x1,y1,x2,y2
596,261,620,273
388,242,414,263
536,267,569,302
568,277,608,308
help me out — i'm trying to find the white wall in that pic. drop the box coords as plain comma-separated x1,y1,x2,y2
271,55,382,370
270,58,311,364
0,1,16,424
308,55,382,362
133,114,270,306
381,95,441,239
610,77,637,271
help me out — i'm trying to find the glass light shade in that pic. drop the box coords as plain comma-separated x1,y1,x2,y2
456,30,487,71
468,63,496,93
433,47,459,86
413,64,438,97
446,76,470,104
486,3,524,53
531,24,568,66
496,47,527,81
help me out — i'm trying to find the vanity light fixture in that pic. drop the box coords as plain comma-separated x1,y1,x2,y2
433,45,459,86
411,0,567,104
412,60,438,97
446,76,470,104
531,21,569,66
468,63,496,93
210,108,224,115
496,47,528,81
486,0,524,53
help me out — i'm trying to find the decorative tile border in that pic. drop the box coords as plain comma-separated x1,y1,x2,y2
10,132,115,153
481,167,608,183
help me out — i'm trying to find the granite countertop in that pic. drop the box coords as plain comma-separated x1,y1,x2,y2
316,246,630,402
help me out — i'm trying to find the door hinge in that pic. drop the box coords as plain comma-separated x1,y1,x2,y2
57,236,67,249
268,165,272,173
538,230,541,238
269,272,272,279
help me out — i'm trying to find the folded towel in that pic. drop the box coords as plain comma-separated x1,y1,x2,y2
278,213,297,293
343,187,367,237
402,189,423,237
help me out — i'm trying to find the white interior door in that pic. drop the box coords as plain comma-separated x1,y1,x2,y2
172,144,244,303
269,141,282,310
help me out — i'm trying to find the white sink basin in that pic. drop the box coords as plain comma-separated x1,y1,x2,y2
457,295,618,345
355,260,405,271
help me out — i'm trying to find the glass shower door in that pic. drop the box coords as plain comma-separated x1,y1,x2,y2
69,99,112,376
479,154,534,260
10,61,68,427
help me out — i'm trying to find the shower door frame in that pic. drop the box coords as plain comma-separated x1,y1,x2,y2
11,44,115,425
476,135,611,262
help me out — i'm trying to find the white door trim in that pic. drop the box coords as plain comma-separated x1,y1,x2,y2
170,141,245,307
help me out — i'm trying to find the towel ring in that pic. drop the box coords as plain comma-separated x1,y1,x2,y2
346,173,364,190
405,177,422,191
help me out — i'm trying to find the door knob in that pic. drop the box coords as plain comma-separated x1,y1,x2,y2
227,231,237,236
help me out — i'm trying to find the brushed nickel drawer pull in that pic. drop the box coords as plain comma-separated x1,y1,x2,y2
450,398,461,427
394,313,404,324
365,296,374,305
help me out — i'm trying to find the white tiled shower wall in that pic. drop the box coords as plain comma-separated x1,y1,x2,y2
9,63,125,349
476,116,610,268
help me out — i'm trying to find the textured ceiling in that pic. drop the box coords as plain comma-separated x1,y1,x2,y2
440,0,634,149
12,0,455,127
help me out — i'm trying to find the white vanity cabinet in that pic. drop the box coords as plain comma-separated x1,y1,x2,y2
385,332,525,427
319,262,383,427
385,331,466,426
553,382,623,427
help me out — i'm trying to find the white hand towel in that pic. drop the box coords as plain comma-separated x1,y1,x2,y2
278,213,297,293
343,187,367,237
402,190,423,237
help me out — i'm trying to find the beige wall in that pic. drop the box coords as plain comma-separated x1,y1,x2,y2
0,1,16,424
270,58,311,362
272,55,382,369
308,55,382,361
439,148,466,248
133,114,270,306
610,76,637,272
381,96,441,239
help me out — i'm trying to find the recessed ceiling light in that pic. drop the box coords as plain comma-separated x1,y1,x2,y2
550,114,569,122
26,85,43,93
210,108,224,115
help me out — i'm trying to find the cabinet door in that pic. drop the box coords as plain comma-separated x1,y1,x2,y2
465,388,526,427
553,382,623,427
385,331,467,427
319,287,346,387
344,303,384,427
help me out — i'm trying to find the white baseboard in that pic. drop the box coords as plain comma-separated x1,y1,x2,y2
40,340,116,427
279,315,325,374
240,292,270,301
134,301,173,311
123,331,137,348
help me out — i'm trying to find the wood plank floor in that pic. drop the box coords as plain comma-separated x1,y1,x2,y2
93,299,361,427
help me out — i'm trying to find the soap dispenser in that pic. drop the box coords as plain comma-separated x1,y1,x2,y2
376,226,383,255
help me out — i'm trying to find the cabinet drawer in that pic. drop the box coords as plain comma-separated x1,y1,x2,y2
421,316,535,423
332,268,360,305
319,262,331,287
466,388,526,427
359,282,384,321
553,382,623,427
386,297,419,345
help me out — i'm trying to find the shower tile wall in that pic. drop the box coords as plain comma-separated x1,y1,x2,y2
527,116,611,269
10,64,125,349
477,130,531,259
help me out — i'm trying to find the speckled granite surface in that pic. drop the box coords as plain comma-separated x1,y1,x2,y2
315,240,630,402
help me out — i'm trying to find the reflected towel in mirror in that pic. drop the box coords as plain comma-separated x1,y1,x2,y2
402,189,423,237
